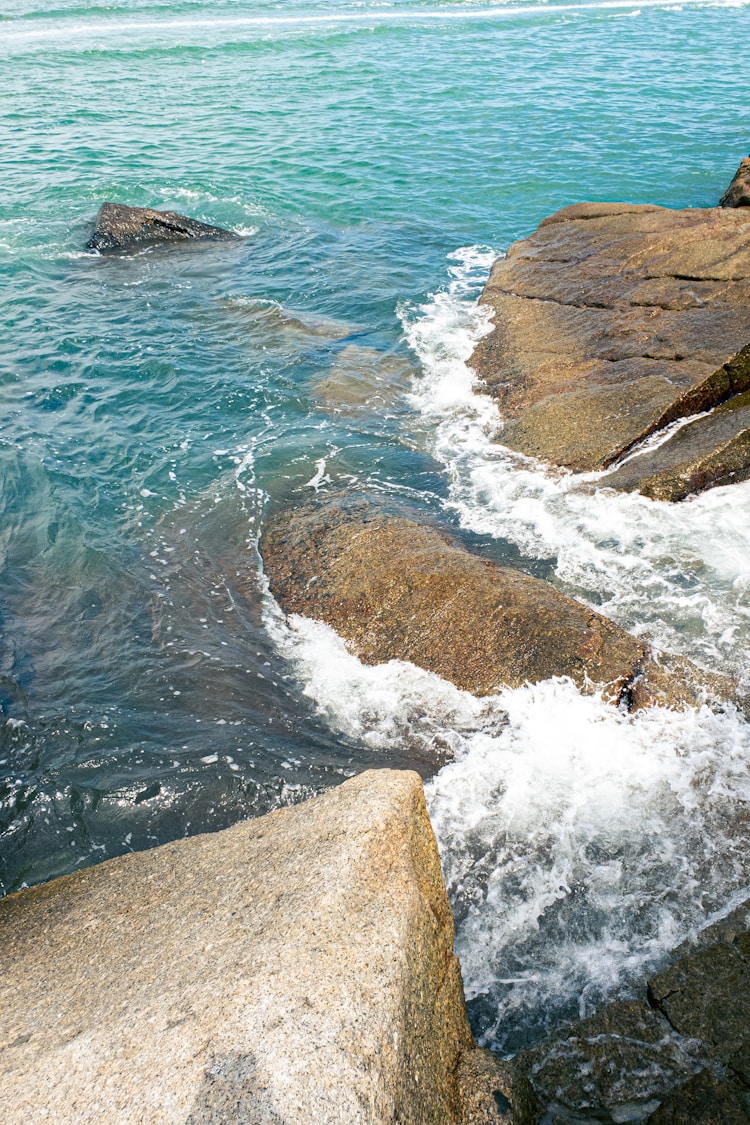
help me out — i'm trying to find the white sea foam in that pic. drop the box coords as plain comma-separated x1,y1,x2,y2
395,245,750,1047
426,678,750,1049
400,248,750,678
264,591,750,1050
265,606,507,759
3,0,747,48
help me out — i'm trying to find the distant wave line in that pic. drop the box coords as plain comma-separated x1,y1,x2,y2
3,0,748,46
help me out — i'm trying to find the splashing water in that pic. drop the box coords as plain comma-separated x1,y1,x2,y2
3,0,750,1058
401,248,750,678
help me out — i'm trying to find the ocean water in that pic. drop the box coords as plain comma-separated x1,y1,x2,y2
2,0,750,1055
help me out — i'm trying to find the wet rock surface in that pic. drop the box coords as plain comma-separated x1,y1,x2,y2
720,155,750,209
602,385,750,500
86,202,240,252
0,769,511,1125
471,199,750,500
457,1049,537,1124
260,491,735,710
513,900,750,1123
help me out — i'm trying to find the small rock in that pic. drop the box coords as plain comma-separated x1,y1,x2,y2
720,155,750,208
86,202,240,252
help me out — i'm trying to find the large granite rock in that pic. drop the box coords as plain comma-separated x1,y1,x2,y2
0,769,523,1124
720,155,750,208
471,201,750,500
260,491,731,710
86,202,240,252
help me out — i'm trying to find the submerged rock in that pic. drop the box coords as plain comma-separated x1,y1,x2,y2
310,345,414,414
86,202,240,252
0,769,526,1124
220,296,355,341
471,200,750,500
260,491,730,710
720,155,750,208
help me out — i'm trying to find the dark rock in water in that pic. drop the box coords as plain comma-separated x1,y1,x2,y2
471,201,750,500
720,155,750,208
259,491,733,711
643,1068,750,1124
517,1001,704,1123
513,900,750,1123
648,940,750,1056
86,202,240,252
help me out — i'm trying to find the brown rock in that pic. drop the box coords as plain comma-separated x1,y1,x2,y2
602,382,750,500
0,769,475,1124
86,202,240,252
260,492,731,710
471,202,750,496
720,155,750,208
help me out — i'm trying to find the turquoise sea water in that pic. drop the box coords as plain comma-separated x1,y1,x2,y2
2,0,750,1053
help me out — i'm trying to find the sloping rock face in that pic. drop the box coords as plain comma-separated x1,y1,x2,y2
86,202,240,252
260,492,729,710
515,899,750,1124
471,202,750,500
720,155,750,208
0,769,520,1125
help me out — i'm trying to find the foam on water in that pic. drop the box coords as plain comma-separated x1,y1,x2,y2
3,0,747,50
264,605,507,762
265,594,750,1052
375,247,750,1048
427,679,750,1051
401,249,750,677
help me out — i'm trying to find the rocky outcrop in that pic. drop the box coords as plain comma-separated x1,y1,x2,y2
471,200,750,500
0,769,525,1124
259,491,732,710
86,202,240,252
720,155,750,208
514,899,750,1123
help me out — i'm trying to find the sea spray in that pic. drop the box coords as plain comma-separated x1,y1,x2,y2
268,598,750,1052
401,248,750,678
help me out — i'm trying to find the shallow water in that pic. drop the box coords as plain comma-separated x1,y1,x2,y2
2,0,750,1053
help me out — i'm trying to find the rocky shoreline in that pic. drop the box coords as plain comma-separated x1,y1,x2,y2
2,162,749,1121
2,770,748,1123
